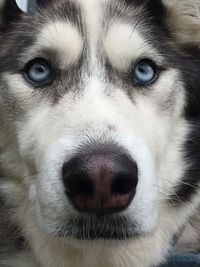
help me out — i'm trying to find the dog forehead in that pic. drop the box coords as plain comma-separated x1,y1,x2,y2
35,0,154,67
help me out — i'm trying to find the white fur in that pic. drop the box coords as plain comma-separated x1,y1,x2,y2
104,23,159,70
37,22,83,68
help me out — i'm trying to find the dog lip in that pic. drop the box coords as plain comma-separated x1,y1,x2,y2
55,215,140,240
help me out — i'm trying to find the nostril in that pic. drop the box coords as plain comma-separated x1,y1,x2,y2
63,172,93,196
111,173,138,195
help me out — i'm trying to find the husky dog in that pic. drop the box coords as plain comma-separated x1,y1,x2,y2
0,0,200,266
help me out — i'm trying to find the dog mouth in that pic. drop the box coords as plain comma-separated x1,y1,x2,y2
55,215,140,240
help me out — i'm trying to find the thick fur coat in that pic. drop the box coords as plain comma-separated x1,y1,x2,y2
0,0,200,266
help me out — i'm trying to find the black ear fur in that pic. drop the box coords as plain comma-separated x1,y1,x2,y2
35,0,48,8
0,0,23,29
28,0,52,11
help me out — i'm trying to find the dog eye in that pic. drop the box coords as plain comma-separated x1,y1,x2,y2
132,59,157,85
24,58,53,86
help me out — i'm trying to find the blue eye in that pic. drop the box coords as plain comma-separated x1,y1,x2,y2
132,59,156,85
24,58,53,86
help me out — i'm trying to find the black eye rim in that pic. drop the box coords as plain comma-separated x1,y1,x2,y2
131,58,158,86
22,57,54,87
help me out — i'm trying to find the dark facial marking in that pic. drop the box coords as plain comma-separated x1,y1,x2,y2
0,0,23,31
168,44,200,206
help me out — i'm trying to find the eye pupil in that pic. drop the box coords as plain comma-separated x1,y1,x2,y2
139,65,146,73
35,65,45,73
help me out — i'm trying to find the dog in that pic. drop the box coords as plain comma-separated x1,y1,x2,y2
0,0,200,266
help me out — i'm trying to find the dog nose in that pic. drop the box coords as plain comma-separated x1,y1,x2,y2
62,149,138,214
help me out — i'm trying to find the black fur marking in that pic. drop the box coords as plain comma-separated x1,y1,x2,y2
169,123,200,205
34,0,53,8
182,46,200,118
168,45,200,205
0,0,23,30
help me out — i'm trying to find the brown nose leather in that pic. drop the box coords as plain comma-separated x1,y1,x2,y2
62,149,138,214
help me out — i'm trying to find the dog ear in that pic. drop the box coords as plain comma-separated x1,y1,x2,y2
0,0,24,29
164,0,200,46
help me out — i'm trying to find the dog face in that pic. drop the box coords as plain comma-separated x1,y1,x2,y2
0,0,200,242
